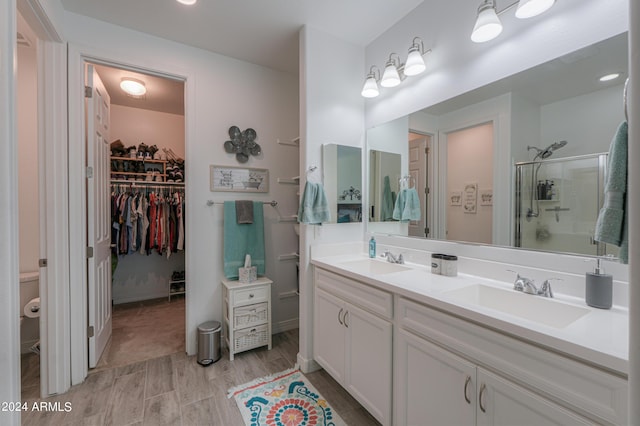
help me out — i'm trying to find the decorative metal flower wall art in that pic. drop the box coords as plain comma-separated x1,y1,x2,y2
224,126,262,163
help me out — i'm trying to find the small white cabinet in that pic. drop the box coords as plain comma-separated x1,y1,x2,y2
314,269,392,425
222,277,272,361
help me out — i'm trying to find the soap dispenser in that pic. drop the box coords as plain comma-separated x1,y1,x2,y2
369,236,376,258
585,258,613,309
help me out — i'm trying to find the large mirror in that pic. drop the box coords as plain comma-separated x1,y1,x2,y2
323,144,363,223
367,32,627,257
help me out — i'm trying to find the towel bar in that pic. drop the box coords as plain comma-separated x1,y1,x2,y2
207,200,277,207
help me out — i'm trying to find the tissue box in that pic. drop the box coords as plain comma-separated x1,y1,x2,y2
238,266,257,283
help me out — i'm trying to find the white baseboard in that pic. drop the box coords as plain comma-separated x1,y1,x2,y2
272,318,299,334
112,292,172,305
297,352,321,373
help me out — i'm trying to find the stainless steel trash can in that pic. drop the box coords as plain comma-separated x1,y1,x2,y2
197,320,221,366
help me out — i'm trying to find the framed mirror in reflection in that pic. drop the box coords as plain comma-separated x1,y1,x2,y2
322,144,363,224
366,32,627,257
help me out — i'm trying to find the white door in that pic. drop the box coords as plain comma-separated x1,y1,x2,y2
345,303,393,425
86,64,112,368
476,369,592,426
408,134,429,237
394,329,476,426
313,288,346,383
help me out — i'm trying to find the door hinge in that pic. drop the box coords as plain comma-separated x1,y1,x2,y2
87,246,94,258
88,326,94,338
425,227,430,236
425,147,429,155
84,86,92,98
39,258,48,267
86,166,93,178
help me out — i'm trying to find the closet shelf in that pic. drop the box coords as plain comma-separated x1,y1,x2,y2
278,253,299,261
278,215,298,223
277,177,300,185
110,156,167,164
111,179,185,187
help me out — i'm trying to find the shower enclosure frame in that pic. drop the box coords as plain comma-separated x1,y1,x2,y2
514,152,608,256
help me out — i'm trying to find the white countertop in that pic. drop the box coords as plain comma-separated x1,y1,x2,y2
311,253,629,375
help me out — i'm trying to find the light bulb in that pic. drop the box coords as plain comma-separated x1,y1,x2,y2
361,75,380,98
515,0,555,19
120,78,146,96
404,48,426,76
471,2,503,43
381,62,401,88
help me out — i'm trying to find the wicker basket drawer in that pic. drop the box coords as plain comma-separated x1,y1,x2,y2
233,302,268,329
234,324,269,353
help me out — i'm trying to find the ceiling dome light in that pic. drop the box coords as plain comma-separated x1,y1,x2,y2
599,73,621,82
120,78,146,96
176,0,197,5
471,0,503,43
515,0,555,19
381,55,402,88
404,39,426,76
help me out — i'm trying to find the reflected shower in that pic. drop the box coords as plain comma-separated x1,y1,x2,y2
526,140,569,220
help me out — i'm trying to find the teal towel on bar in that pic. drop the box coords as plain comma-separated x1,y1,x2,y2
298,182,331,225
392,188,421,222
380,175,394,221
594,121,628,263
223,201,265,278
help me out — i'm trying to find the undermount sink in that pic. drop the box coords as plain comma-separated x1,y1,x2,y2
340,258,412,275
443,284,590,329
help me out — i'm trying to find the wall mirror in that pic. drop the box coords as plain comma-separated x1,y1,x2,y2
366,32,627,257
323,144,363,223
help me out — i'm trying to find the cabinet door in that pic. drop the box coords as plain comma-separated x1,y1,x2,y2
313,288,346,383
345,303,393,425
395,329,476,426
477,369,593,426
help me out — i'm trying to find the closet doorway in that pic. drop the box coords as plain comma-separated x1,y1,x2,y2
85,62,187,370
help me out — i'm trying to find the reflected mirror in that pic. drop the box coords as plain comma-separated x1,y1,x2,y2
366,32,627,256
323,144,362,223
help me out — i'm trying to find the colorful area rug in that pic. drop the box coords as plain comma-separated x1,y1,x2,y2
228,366,346,426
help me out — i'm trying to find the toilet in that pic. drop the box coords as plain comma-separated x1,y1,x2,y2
19,271,40,354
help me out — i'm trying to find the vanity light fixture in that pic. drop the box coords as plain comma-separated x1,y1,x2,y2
599,73,621,82
381,53,402,88
120,78,146,97
361,37,432,98
176,0,197,5
471,0,556,43
361,66,381,98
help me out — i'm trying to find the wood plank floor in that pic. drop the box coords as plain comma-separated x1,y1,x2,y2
21,329,380,425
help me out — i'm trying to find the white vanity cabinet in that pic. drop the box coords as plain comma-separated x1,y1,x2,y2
313,268,393,425
396,297,627,426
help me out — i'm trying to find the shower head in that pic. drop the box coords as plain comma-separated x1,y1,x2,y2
529,140,568,160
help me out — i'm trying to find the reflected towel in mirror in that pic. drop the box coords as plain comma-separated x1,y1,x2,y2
393,188,421,222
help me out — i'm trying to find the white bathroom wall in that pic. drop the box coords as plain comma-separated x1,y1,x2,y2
298,25,365,371
539,84,624,157
364,0,628,128
110,105,186,158
64,11,300,355
17,21,39,274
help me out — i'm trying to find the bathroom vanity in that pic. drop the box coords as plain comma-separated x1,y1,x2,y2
311,246,628,425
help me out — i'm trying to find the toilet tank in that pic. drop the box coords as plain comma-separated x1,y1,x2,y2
20,271,40,354
19,271,40,310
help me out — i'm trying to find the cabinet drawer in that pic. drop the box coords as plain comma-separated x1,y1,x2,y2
233,302,268,329
397,297,627,425
315,268,392,319
234,324,269,353
234,286,269,306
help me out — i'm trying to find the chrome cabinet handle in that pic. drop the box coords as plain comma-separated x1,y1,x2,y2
464,376,471,404
338,308,344,325
479,383,487,413
344,311,349,328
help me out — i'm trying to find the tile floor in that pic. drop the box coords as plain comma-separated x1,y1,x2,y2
20,298,378,425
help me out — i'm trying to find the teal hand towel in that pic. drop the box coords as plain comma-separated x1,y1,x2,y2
298,182,331,225
224,201,265,278
594,121,628,263
380,175,394,221
392,188,421,222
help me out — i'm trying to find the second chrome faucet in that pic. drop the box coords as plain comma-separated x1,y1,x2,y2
508,270,557,298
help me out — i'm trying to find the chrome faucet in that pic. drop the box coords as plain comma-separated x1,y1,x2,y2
381,250,404,264
508,270,558,298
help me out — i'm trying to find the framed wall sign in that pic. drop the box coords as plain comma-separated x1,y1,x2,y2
480,189,493,206
463,182,477,214
210,165,269,192
449,191,462,206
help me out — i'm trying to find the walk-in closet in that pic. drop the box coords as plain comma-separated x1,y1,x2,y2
90,63,187,370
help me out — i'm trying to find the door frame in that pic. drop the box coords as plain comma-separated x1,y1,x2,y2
407,130,434,238
68,45,193,384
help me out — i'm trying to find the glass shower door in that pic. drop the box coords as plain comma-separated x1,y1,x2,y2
515,153,612,256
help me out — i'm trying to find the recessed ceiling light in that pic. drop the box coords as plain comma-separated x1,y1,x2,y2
120,78,146,96
599,73,621,82
176,0,197,5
